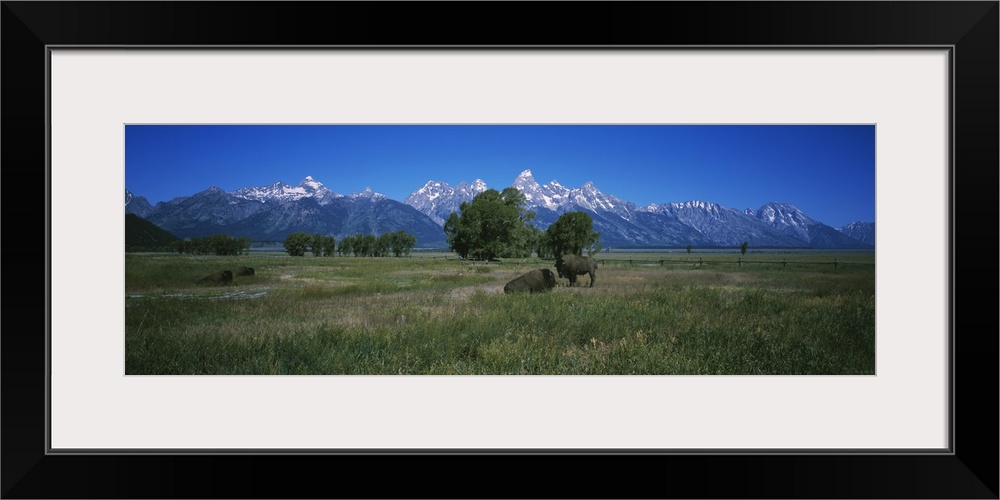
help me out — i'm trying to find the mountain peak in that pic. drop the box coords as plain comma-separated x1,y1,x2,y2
299,176,325,190
752,202,815,241
350,186,386,200
413,179,450,194
513,170,540,190
231,177,342,204
757,202,809,220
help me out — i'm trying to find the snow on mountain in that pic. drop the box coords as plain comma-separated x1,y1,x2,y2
400,171,873,248
458,180,484,199
300,175,323,191
230,175,370,204
653,200,745,226
232,176,342,204
641,201,802,247
403,178,488,225
126,172,874,249
570,181,639,220
839,221,876,246
127,176,446,246
349,186,387,200
405,169,641,226
411,180,449,202
746,202,816,241
124,189,156,218
511,169,571,210
508,169,638,219
745,202,872,249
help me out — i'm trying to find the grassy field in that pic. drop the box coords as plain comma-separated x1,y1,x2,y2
125,251,875,375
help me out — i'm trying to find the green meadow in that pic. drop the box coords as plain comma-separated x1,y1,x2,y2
125,251,875,375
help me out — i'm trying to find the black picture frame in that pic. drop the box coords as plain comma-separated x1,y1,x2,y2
3,2,997,498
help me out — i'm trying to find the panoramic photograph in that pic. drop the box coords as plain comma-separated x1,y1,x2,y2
124,124,876,375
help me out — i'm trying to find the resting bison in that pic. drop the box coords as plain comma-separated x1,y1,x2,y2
235,266,255,276
504,269,557,294
197,270,233,285
555,254,597,287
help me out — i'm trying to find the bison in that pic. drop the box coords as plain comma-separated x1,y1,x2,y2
235,266,255,276
504,269,557,294
197,270,233,285
555,254,597,287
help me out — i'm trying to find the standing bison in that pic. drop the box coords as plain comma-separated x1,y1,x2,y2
504,269,557,294
197,270,233,285
555,254,597,287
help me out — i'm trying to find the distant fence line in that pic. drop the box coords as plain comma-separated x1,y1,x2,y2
591,257,873,270
438,256,872,270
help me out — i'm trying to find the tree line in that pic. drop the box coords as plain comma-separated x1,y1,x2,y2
443,188,601,260
172,234,251,255
283,230,417,257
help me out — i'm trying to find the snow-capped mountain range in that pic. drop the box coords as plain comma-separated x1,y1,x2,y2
231,176,341,204
401,170,873,249
126,170,875,249
126,177,443,245
403,179,488,225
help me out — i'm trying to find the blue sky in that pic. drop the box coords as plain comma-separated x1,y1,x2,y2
125,124,875,228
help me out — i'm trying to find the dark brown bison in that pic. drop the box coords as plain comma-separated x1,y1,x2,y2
504,269,557,294
197,270,233,285
235,266,255,276
555,254,597,287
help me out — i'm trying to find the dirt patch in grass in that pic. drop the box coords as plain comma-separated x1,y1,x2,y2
447,283,505,301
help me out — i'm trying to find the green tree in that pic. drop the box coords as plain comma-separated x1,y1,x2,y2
348,234,366,257
531,225,552,259
313,235,335,256
234,236,251,255
311,234,324,257
284,232,313,257
444,188,536,261
588,237,603,256
499,187,536,258
389,230,417,257
686,245,692,254
375,233,391,257
545,211,601,257
326,236,336,256
444,211,471,259
359,234,377,257
337,236,353,257
740,241,748,255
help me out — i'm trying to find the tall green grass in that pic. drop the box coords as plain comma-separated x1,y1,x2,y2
125,252,875,375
